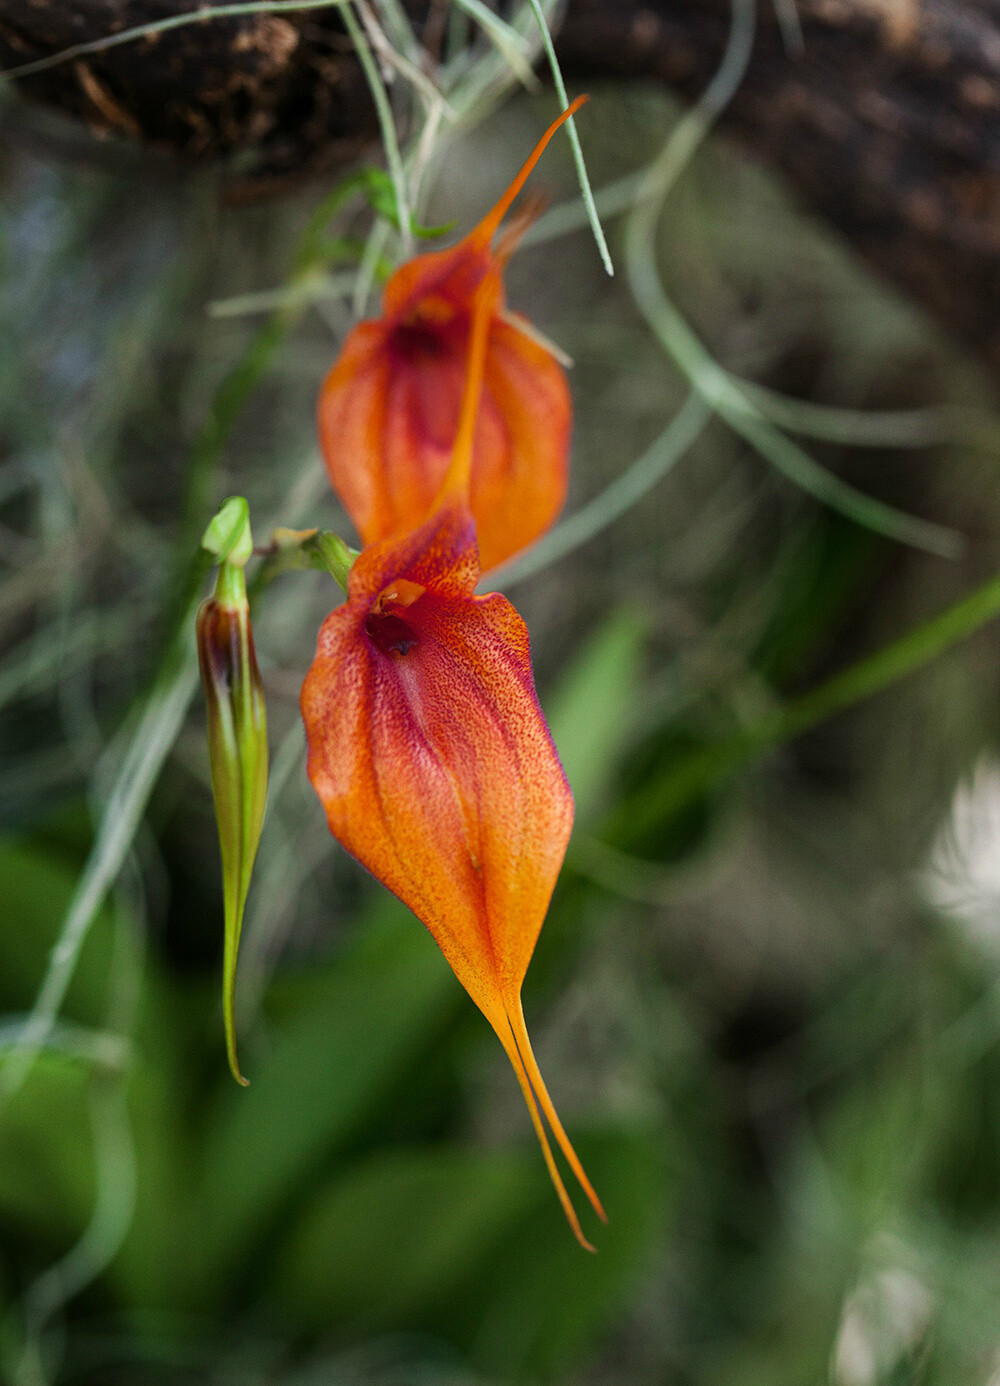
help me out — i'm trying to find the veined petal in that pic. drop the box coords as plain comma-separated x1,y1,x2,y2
346,499,480,601
476,314,570,571
300,504,604,1245
383,240,492,321
316,319,392,542
319,312,569,572
320,314,479,548
304,505,568,1008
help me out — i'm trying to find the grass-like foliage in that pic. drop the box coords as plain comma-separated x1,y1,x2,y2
2,2,1000,1383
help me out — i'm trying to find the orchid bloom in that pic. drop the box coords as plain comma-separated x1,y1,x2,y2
301,246,605,1248
317,99,587,573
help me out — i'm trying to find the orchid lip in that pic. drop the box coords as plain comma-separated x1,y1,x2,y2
390,317,456,366
399,294,462,331
365,609,417,656
365,578,427,656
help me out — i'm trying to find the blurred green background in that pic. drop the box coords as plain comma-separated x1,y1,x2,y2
4,40,1000,1386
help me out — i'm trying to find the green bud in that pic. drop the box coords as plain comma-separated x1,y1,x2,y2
255,527,359,591
308,531,358,592
196,558,268,1086
201,496,253,567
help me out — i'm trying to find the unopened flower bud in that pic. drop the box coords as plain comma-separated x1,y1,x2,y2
197,500,267,1085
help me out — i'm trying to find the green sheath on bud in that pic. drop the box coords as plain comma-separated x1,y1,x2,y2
256,526,359,592
202,495,254,567
308,531,358,592
197,498,267,1086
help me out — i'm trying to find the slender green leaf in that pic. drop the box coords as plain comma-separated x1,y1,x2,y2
273,1146,534,1331
195,900,461,1279
544,609,646,826
470,1128,666,1379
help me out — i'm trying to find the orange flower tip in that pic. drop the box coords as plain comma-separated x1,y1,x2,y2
475,94,591,247
554,1166,601,1252
497,1002,605,1248
575,1227,598,1255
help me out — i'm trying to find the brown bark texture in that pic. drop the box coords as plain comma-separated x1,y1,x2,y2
1,1,999,375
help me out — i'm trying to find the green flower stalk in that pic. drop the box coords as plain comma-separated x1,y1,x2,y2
197,498,268,1085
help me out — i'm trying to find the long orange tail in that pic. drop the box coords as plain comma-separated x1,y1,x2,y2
493,991,605,1251
473,95,589,247
434,96,588,512
434,262,501,505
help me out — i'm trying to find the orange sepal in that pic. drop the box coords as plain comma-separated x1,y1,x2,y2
300,501,605,1246
317,99,586,571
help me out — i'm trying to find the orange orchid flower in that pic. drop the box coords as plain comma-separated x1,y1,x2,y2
301,245,605,1249
317,98,588,573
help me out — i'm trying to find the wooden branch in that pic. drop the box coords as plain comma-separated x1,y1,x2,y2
558,0,1000,378
2,0,1000,375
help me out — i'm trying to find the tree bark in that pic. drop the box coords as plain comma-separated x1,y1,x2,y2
2,1,1000,376
560,0,1000,379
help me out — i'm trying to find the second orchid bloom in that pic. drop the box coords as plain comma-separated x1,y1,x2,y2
318,99,585,573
